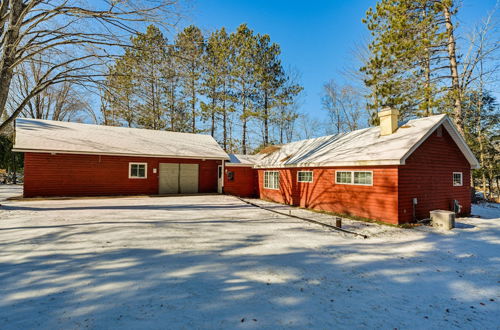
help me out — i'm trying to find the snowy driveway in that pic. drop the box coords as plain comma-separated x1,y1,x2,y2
0,189,499,329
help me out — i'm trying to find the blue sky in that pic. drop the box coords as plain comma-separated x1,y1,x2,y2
180,0,498,121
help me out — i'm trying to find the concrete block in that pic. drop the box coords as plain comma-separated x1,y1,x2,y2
430,210,455,230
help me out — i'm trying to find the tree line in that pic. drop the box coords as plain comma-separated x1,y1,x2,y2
101,24,303,154
357,0,499,198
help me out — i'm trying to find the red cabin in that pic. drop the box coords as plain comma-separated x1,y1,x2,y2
13,119,229,197
224,110,479,224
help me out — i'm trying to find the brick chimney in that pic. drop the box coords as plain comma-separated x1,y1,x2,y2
378,108,399,136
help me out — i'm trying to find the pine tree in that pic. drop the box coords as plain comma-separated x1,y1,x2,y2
254,34,286,146
361,0,448,120
105,56,136,127
230,24,258,154
163,43,188,132
175,25,205,133
129,25,169,130
201,27,234,144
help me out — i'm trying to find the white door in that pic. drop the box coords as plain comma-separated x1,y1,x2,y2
179,164,199,194
217,165,223,193
159,163,179,194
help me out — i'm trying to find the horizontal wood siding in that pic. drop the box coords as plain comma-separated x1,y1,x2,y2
224,166,258,197
398,125,471,222
23,153,221,197
257,166,399,224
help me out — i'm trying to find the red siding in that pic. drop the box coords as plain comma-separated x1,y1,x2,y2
398,125,471,222
224,166,258,197
24,153,221,197
257,166,400,224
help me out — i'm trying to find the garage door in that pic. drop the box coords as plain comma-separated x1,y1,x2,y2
179,164,199,193
159,163,179,194
159,163,199,194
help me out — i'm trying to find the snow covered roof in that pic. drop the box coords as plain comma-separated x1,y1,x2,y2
13,118,229,160
227,154,263,166
251,114,479,169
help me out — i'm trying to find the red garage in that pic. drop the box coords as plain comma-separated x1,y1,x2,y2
224,110,479,224
13,119,229,198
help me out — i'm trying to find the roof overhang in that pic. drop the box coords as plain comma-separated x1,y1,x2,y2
12,148,230,160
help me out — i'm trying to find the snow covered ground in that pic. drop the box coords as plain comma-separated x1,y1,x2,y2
0,188,498,329
0,184,22,201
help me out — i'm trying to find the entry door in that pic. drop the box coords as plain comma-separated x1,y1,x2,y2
159,163,179,194
179,164,199,193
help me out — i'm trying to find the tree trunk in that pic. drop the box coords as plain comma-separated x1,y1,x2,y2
211,93,216,137
337,110,341,134
242,111,247,155
151,79,157,129
264,90,269,146
191,76,196,133
443,4,463,132
424,49,432,116
279,108,284,144
0,1,24,122
496,175,500,202
223,97,227,151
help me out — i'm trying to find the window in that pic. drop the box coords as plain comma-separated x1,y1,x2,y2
354,172,372,185
298,171,313,183
453,172,463,186
335,171,373,186
129,163,147,178
336,171,352,184
264,171,279,190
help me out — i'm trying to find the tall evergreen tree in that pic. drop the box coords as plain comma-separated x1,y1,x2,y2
175,26,205,133
254,34,287,146
361,0,448,120
129,25,169,130
105,56,136,127
163,43,187,132
230,24,258,154
201,27,234,144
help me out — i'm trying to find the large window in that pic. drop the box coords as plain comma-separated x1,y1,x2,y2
297,171,313,183
264,171,280,190
453,172,463,186
335,171,373,186
129,163,147,179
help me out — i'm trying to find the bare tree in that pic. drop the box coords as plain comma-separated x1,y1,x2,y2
0,0,179,132
296,113,322,140
322,80,366,134
460,5,500,197
8,54,92,122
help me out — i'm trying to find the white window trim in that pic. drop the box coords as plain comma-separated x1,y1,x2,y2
335,170,373,186
297,170,313,183
129,162,148,179
264,171,280,190
453,172,463,186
